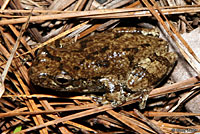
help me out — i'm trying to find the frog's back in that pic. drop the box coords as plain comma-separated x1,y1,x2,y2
56,30,168,79
31,30,167,81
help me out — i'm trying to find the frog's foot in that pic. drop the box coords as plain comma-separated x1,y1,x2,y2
125,89,150,109
139,92,149,109
105,90,130,107
134,89,150,109
89,94,108,105
105,90,149,108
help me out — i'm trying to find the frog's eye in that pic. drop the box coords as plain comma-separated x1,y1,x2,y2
55,74,72,85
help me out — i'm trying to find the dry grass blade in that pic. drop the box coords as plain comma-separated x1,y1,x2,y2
16,105,113,133
0,20,89,68
18,21,89,57
107,110,152,133
145,111,200,117
150,0,200,71
151,120,200,133
134,109,164,134
141,0,200,74
2,94,91,99
79,1,141,38
0,103,98,118
65,120,97,133
0,0,10,10
0,5,198,14
149,75,200,98
8,24,34,56
0,8,49,134
0,5,199,25
169,89,195,112
0,10,31,97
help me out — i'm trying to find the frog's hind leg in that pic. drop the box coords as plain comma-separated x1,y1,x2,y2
126,51,177,109
138,52,177,109
124,88,152,109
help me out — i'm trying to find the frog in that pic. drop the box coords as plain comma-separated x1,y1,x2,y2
28,27,177,109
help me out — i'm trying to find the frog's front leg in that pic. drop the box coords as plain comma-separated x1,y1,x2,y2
90,75,129,107
139,89,150,109
90,74,150,108
102,89,129,107
91,89,130,107
92,88,150,108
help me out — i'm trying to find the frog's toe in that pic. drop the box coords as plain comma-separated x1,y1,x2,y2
110,100,124,107
139,96,148,109
139,91,149,109
90,94,109,105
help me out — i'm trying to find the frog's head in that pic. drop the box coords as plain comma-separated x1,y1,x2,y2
28,62,79,92
28,46,83,92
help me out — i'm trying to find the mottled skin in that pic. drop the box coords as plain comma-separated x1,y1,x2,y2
29,27,177,109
